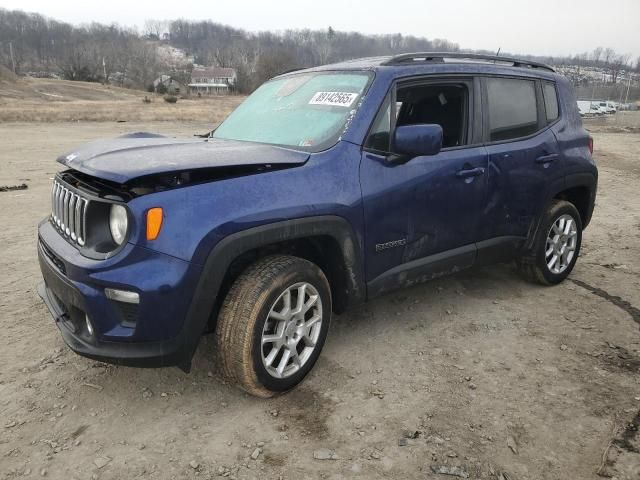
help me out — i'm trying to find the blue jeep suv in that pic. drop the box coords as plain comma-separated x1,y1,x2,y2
37,53,597,397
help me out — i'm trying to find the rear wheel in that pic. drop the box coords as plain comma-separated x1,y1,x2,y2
215,255,331,397
517,200,583,285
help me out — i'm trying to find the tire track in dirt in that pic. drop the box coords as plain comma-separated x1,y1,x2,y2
570,278,640,327
614,410,640,454
570,278,640,477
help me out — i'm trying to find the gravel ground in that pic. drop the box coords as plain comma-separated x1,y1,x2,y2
0,120,639,479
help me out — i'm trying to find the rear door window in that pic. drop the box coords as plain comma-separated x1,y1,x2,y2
486,78,539,142
542,82,559,123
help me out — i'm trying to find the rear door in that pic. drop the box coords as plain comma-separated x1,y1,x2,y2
478,76,562,253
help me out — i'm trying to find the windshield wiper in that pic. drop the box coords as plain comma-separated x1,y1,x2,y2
194,128,216,138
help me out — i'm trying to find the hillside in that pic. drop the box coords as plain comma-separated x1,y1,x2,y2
0,72,142,103
0,72,243,123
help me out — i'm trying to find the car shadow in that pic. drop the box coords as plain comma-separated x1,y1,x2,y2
67,262,538,403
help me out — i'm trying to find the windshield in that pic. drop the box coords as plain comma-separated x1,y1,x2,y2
212,72,372,151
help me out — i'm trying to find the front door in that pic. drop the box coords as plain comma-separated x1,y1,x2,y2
360,78,487,296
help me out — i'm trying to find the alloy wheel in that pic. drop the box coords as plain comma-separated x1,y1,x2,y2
260,282,323,379
545,214,578,274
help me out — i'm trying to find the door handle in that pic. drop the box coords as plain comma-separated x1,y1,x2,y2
535,153,559,164
456,167,485,179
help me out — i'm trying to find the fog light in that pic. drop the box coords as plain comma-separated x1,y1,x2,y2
105,288,140,304
85,315,94,336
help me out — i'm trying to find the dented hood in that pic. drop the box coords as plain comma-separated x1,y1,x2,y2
57,132,310,184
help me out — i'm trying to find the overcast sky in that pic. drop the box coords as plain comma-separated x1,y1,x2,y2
3,0,640,59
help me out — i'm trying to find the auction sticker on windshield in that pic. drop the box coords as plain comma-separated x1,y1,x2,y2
309,91,359,107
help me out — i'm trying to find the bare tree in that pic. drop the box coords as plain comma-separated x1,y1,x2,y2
603,48,615,66
313,28,334,65
254,48,298,87
591,47,603,65
129,41,160,89
3,6,637,100
143,20,168,40
609,53,631,84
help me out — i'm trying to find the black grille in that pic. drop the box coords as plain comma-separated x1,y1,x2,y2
50,178,89,247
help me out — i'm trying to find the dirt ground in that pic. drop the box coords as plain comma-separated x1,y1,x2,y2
1,114,639,480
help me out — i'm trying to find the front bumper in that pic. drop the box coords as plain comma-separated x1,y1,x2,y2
37,219,204,369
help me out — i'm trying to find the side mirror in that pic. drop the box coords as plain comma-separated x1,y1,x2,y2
392,124,443,158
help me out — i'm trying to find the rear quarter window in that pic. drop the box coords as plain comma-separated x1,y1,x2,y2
543,82,559,123
486,78,539,142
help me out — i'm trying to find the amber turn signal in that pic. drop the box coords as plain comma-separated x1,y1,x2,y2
146,208,163,240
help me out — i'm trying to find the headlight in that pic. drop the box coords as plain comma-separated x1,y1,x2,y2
109,204,128,245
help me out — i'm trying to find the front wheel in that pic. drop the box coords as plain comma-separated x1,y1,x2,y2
215,255,331,397
517,200,583,285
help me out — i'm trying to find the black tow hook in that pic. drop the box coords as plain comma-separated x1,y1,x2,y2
54,312,78,333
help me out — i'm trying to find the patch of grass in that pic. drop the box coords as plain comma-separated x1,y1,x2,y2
0,76,244,122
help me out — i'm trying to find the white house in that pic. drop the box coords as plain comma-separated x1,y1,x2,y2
188,67,237,95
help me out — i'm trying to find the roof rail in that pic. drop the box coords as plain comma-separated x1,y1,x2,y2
381,52,555,72
279,67,305,75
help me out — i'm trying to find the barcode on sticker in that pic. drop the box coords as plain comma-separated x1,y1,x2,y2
309,91,359,107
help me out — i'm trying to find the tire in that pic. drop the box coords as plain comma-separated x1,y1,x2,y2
215,255,331,398
517,200,583,285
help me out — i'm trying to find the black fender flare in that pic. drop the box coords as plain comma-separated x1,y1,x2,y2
525,172,597,251
178,215,366,368
564,172,598,227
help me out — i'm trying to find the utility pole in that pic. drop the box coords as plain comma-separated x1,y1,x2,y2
618,74,626,105
623,74,632,105
9,41,16,73
618,83,624,105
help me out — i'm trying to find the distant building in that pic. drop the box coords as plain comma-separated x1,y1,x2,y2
189,67,237,95
153,75,185,95
26,71,62,80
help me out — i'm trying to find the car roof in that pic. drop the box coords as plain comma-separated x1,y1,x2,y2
287,52,560,81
